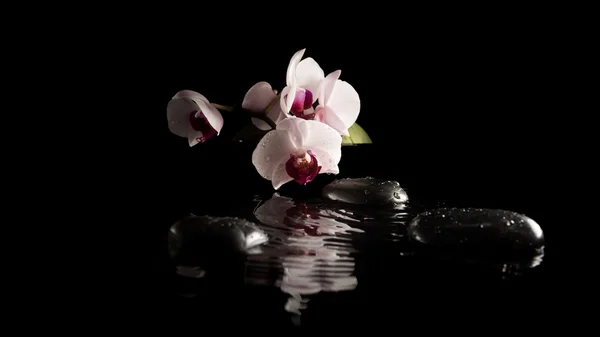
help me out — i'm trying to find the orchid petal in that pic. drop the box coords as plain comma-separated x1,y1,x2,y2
309,148,340,175
286,48,306,86
301,120,342,171
276,118,342,171
194,98,224,134
252,129,296,183
319,70,341,106
271,162,293,190
166,98,196,137
277,117,310,149
296,57,325,103
173,90,208,102
280,86,292,114
242,81,278,113
251,103,286,131
285,83,297,114
187,131,204,147
327,80,360,130
284,49,306,112
251,118,269,130
267,103,286,123
322,106,350,136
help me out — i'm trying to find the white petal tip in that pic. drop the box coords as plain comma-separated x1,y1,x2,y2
188,136,201,147
272,183,287,190
272,176,294,190
323,167,340,175
251,117,273,131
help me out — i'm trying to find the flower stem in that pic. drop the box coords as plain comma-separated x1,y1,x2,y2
211,103,234,111
252,114,277,130
243,95,280,130
263,116,277,130
264,94,280,114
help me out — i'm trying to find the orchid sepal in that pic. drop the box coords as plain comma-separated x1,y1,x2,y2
166,90,224,146
252,117,342,190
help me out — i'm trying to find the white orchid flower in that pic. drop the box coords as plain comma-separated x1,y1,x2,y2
313,70,361,136
252,117,342,190
280,49,325,120
242,81,286,130
166,90,224,146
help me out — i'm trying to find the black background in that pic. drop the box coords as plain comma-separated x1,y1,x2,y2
106,7,583,330
141,14,565,208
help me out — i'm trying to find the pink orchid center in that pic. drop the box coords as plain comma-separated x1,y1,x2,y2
290,89,314,120
313,105,325,121
188,110,217,143
285,149,322,185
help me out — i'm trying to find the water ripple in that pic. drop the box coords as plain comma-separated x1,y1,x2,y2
244,193,415,315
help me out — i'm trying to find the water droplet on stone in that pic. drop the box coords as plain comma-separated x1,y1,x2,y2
169,215,269,272
407,208,544,268
322,177,408,207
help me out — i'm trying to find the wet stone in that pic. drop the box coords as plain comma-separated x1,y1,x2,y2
407,208,545,255
321,177,408,207
175,266,207,279
168,215,268,271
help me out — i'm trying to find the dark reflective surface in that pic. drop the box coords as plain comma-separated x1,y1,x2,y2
321,177,408,206
148,145,564,329
169,215,268,275
408,207,545,254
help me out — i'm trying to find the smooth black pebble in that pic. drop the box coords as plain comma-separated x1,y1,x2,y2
168,215,268,273
321,177,408,207
407,208,544,256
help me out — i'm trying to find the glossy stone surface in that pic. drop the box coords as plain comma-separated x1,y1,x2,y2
407,208,544,253
168,215,268,270
321,177,408,207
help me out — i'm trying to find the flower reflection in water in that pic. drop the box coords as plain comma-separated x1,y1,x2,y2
245,193,364,315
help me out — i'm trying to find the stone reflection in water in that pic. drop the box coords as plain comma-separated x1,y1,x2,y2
169,215,269,277
245,193,363,315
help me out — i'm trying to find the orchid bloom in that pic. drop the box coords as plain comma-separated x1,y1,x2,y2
166,90,224,146
280,49,325,120
252,117,342,190
313,70,361,136
242,81,286,130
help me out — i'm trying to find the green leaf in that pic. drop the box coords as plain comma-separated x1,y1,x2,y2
341,123,373,146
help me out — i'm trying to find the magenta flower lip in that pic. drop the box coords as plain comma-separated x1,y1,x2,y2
166,48,365,189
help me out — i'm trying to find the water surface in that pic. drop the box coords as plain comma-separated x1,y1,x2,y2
158,188,550,328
